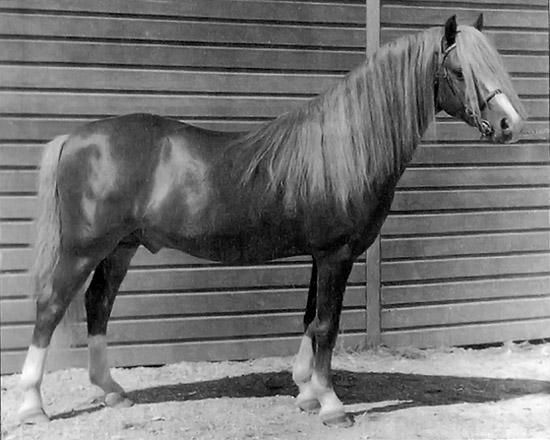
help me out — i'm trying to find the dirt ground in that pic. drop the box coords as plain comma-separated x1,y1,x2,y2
1,342,549,440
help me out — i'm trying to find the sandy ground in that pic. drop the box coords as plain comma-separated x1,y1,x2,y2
1,342,549,440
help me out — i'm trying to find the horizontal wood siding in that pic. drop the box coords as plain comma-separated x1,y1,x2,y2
0,1,367,374
379,0,550,348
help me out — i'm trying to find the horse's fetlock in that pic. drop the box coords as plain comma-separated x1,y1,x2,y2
292,364,313,384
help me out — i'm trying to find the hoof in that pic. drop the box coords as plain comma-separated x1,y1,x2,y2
297,397,321,413
104,392,134,408
321,411,354,428
18,408,50,425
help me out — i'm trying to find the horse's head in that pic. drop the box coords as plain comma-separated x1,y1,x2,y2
435,14,526,143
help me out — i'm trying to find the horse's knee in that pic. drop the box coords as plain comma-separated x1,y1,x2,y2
312,319,338,348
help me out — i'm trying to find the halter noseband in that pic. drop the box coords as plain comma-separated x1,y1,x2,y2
435,41,503,138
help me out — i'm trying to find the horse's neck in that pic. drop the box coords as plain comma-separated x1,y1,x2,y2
363,33,437,182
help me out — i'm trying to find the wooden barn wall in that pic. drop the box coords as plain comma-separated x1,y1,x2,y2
377,0,550,348
0,0,368,374
1,0,548,376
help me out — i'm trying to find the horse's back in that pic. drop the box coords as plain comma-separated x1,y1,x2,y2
55,114,225,250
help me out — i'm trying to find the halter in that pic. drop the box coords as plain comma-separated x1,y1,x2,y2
435,41,503,138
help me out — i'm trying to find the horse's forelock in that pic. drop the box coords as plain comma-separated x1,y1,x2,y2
455,26,527,120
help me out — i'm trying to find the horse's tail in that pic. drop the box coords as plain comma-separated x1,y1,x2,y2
31,134,69,301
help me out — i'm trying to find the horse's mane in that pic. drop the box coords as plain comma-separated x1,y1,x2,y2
225,25,520,214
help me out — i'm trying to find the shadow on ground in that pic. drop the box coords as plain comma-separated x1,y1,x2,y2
52,370,550,420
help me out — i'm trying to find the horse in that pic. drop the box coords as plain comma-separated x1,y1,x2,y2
18,14,525,428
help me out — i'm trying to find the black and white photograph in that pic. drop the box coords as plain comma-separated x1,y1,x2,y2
0,1,549,439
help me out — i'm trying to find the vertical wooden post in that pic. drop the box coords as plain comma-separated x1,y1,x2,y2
366,237,381,347
365,0,382,349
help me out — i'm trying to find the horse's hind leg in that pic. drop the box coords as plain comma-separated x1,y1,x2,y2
18,252,98,424
85,243,138,407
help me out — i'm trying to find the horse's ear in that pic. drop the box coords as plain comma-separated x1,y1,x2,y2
444,15,458,47
473,13,484,31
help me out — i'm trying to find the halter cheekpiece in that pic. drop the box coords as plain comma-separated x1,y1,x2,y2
435,39,503,138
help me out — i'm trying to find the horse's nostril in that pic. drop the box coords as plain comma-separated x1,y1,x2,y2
500,118,509,130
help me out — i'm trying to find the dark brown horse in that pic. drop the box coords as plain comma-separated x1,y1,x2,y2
18,15,525,427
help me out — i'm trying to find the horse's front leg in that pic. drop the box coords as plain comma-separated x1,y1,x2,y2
294,246,354,427
293,260,319,411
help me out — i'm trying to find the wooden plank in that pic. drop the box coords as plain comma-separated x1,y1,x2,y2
0,263,366,296
0,197,36,219
0,118,263,142
0,286,367,324
0,333,367,374
1,95,546,121
0,221,35,245
0,13,366,48
381,253,550,283
0,40,365,72
0,91,310,118
384,0,549,7
381,6,548,29
425,121,550,142
510,78,549,97
382,210,550,236
365,0,381,354
382,231,550,260
0,65,342,95
0,0,366,25
397,166,550,188
0,309,366,350
1,142,548,171
0,171,37,193
382,276,550,305
0,47,545,77
391,188,550,212
0,196,37,219
411,143,550,165
382,297,550,329
381,318,550,348
3,66,546,97
0,248,32,272
382,28,549,53
1,120,547,146
366,238,381,347
366,0,381,352
0,145,43,167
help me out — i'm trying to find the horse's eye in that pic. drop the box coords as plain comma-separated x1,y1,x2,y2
455,69,464,80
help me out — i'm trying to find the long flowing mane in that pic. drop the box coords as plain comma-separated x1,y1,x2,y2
225,25,519,214
227,29,441,213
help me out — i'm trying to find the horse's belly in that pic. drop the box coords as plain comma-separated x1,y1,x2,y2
140,213,305,264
